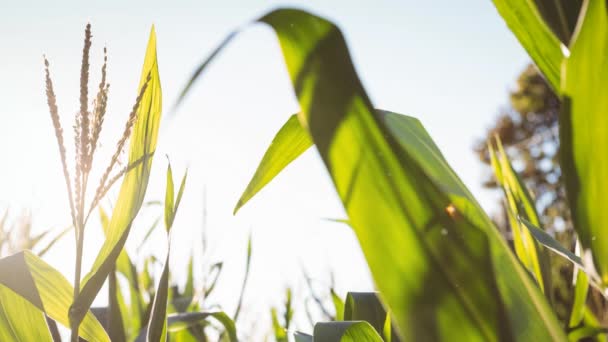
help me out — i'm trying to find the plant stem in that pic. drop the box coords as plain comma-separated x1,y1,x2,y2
71,223,84,342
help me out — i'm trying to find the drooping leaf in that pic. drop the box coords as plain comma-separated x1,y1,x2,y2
0,251,109,341
491,0,564,90
178,8,565,341
561,0,608,284
72,25,163,327
313,321,383,342
0,285,53,341
234,114,311,214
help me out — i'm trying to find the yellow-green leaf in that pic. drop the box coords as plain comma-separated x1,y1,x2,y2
72,25,162,327
0,251,109,341
0,285,53,342
491,0,564,90
561,0,608,284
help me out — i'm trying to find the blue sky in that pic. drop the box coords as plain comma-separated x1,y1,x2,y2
0,0,530,338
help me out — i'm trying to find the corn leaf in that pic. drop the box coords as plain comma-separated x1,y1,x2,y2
569,240,589,328
72,26,162,327
0,285,53,341
313,321,383,342
294,331,313,342
491,0,564,90
488,138,551,295
234,113,311,214
147,164,187,342
330,289,344,321
344,293,388,338
0,251,109,341
100,207,145,340
167,311,237,341
178,8,565,341
561,0,608,284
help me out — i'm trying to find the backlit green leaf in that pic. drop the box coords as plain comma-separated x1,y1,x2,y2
72,25,162,327
491,0,564,90
313,321,383,342
178,8,566,341
0,285,53,342
561,0,608,284
234,114,311,214
0,251,109,341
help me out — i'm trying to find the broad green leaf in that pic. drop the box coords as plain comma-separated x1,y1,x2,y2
167,311,237,341
330,289,344,321
488,138,551,296
72,26,162,327
491,0,564,90
313,321,383,342
178,8,565,341
532,0,582,44
294,331,313,342
0,285,53,341
569,240,589,328
344,292,398,341
234,114,311,214
561,0,608,284
0,251,109,341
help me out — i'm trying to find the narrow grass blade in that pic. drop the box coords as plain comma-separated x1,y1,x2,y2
491,0,563,90
147,162,187,342
73,26,162,327
0,251,109,341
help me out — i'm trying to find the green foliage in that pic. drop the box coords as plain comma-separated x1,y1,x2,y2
0,251,109,341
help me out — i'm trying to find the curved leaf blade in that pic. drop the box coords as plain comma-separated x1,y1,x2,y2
73,25,163,326
0,251,109,341
234,113,311,214
491,0,564,90
313,321,383,342
178,8,566,341
0,286,53,342
561,0,608,284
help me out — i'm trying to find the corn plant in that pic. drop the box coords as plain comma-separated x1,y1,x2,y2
174,1,608,340
0,23,161,341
